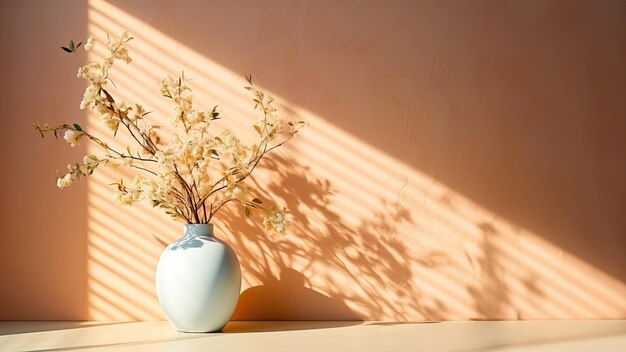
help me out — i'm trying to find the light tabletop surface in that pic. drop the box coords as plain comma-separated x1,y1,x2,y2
1,320,625,351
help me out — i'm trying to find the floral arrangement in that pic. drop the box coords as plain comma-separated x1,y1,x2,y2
34,30,305,236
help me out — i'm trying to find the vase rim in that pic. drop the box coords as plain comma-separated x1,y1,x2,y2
183,223,214,237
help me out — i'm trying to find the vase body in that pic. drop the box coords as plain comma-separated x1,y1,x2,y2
156,224,241,332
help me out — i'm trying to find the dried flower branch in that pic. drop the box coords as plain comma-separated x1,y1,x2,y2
34,30,306,236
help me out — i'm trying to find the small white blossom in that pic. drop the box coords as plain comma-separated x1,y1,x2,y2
129,104,146,121
79,84,99,110
218,129,248,167
57,173,73,189
101,113,120,132
84,34,95,51
224,183,249,202
159,79,170,96
262,207,289,236
63,130,84,147
113,189,134,206
188,109,206,125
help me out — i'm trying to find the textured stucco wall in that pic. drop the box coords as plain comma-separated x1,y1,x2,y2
1,0,625,321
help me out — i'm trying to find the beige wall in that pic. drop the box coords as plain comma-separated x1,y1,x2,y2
1,0,625,321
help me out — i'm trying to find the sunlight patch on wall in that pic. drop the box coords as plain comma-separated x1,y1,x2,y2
85,0,626,321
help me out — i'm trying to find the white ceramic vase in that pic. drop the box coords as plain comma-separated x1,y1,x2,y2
156,224,241,332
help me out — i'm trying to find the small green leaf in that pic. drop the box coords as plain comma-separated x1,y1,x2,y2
61,47,73,53
73,123,83,131
69,40,75,50
244,205,251,217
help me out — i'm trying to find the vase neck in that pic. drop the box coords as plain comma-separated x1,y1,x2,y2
184,224,214,238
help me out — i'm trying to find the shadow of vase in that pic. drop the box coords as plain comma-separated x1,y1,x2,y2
231,268,360,321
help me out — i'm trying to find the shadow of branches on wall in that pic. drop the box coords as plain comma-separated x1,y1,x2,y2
216,153,450,321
